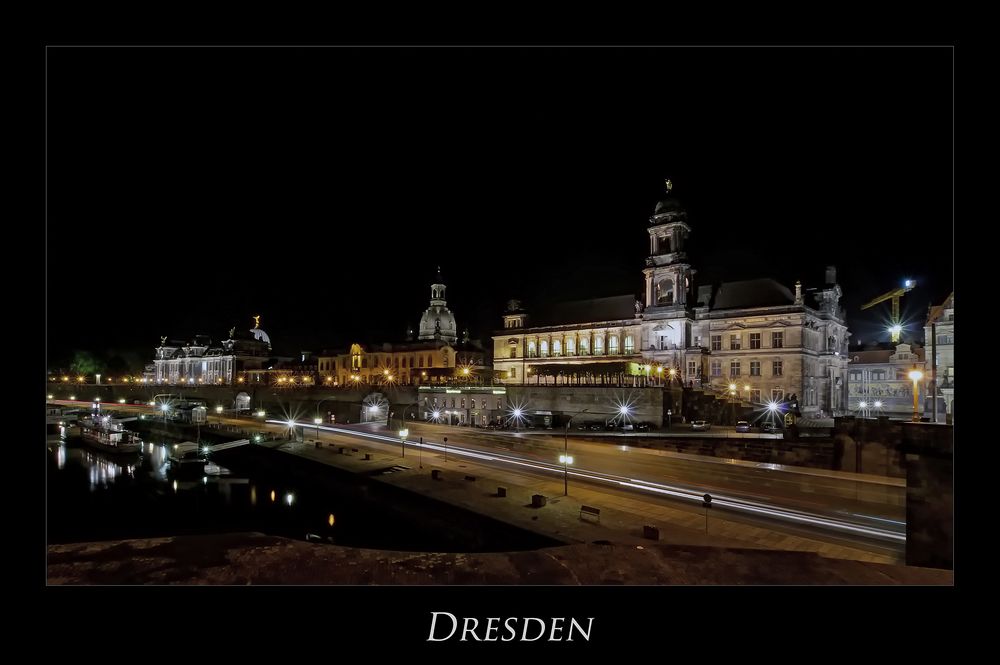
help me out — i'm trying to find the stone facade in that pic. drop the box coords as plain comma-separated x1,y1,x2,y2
847,343,929,420
152,318,272,386
493,188,851,417
924,292,954,422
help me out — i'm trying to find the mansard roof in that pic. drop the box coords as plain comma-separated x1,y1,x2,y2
708,279,796,311
530,295,639,327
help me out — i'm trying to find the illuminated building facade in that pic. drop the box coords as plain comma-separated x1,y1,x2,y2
924,292,954,421
152,317,272,385
847,343,927,420
493,186,851,416
316,272,486,386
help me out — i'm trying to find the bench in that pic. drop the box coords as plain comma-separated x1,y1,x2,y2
580,505,601,523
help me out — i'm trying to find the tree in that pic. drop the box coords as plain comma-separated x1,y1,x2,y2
69,350,104,377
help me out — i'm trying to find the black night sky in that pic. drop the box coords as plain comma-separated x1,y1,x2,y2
46,47,952,368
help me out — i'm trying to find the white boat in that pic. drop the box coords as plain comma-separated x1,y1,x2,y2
75,414,142,454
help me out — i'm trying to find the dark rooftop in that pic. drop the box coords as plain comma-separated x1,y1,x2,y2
709,279,796,310
529,294,639,328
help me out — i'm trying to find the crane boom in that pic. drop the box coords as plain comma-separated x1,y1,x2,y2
860,281,915,343
860,287,908,310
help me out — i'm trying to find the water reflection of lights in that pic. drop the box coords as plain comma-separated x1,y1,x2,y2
57,443,66,469
88,458,120,490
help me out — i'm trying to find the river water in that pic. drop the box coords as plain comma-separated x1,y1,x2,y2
46,430,556,553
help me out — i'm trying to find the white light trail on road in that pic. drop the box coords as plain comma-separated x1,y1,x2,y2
264,421,904,543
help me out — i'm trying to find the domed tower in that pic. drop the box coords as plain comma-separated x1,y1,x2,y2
418,267,458,343
642,179,696,311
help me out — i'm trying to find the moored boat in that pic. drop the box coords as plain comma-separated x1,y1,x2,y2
74,414,142,455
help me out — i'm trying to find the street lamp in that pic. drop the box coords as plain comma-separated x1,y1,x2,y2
563,408,589,495
215,404,224,425
766,401,779,428
399,428,408,458
908,368,924,422
314,417,322,440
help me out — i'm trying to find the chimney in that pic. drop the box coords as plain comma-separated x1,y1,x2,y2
825,266,837,285
794,280,803,305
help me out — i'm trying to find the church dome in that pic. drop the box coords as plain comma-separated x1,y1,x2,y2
418,306,458,342
417,270,458,343
654,197,685,216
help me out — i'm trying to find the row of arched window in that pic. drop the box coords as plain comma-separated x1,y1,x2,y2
525,334,634,358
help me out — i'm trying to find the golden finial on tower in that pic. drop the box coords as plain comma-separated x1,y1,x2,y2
253,315,260,329
664,179,673,193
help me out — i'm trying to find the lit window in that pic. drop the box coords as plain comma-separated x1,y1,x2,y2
553,340,562,356
528,341,537,357
624,336,634,354
609,336,619,354
730,334,741,350
750,361,761,377
750,389,761,403
730,361,741,377
711,335,722,351
566,338,575,355
540,340,549,357
711,360,722,377
594,337,604,354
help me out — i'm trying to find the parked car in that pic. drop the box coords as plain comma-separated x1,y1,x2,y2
691,420,711,431
735,421,751,433
635,422,651,432
589,423,603,431
761,422,778,433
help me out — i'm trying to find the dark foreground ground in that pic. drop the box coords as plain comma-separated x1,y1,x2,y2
47,532,952,585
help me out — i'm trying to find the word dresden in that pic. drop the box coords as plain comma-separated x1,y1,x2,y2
427,612,594,642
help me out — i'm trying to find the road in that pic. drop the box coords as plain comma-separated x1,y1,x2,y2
50,400,906,557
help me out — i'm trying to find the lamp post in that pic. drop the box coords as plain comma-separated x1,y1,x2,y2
215,404,224,426
729,383,737,425
315,398,335,428
908,367,924,422
399,428,408,458
563,408,589,495
314,417,322,441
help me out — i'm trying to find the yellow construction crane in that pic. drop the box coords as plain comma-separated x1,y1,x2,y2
860,279,916,343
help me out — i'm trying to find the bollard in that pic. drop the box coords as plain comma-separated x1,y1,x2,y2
364,453,371,460
531,494,547,508
339,447,346,454
431,469,442,480
497,486,507,498
642,525,660,541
